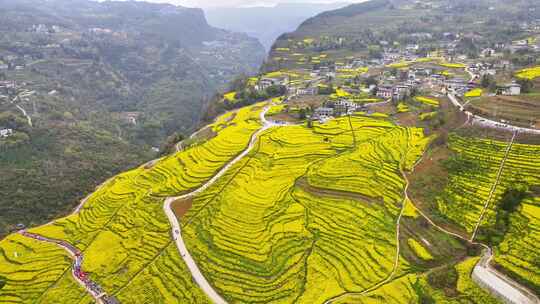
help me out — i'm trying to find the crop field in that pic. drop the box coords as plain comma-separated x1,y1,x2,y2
397,103,409,113
494,196,540,293
0,104,267,303
0,233,89,303
437,135,540,233
181,115,433,303
415,96,440,107
465,88,483,98
434,135,509,233
439,62,466,69
515,66,540,80
332,257,499,303
435,134,540,292
467,94,540,128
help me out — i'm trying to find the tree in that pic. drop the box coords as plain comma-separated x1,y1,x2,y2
480,74,496,89
516,78,534,93
428,265,458,290
299,108,307,120
160,132,185,156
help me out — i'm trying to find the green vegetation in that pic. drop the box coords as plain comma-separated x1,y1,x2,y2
331,257,499,303
182,115,431,303
515,66,540,80
408,239,434,261
0,104,265,303
427,264,458,291
430,134,540,292
494,196,540,293
0,0,265,237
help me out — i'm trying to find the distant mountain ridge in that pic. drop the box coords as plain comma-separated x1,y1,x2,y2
0,0,265,236
205,2,353,50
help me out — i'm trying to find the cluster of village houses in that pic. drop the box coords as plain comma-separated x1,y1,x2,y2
253,28,540,122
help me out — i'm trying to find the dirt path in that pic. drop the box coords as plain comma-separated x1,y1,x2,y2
470,132,516,241
325,138,423,303
403,135,539,304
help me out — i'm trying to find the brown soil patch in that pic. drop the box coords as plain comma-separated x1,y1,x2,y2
395,112,418,127
295,177,382,204
466,95,540,128
171,197,193,219
369,103,394,114
406,145,470,240
287,95,326,108
193,126,217,142
144,160,158,169
269,112,302,123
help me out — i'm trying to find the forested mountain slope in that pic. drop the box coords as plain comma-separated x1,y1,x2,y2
0,0,265,237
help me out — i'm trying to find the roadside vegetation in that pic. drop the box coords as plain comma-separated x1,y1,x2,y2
0,104,265,303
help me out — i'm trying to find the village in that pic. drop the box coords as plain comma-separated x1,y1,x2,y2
231,26,540,129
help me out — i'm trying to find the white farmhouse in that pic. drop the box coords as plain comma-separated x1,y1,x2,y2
499,83,521,96
0,128,13,138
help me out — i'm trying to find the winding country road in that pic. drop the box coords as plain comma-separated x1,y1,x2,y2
402,136,539,304
12,94,540,303
163,104,279,304
19,231,114,304
446,74,540,135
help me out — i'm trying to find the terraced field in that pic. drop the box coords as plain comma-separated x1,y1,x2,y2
0,234,89,303
332,257,499,304
0,103,267,304
181,115,432,303
435,134,540,293
435,135,510,234
494,196,540,293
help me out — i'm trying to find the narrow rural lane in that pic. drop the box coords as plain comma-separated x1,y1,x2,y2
325,143,426,304
19,231,117,304
164,104,279,304
14,104,32,127
448,93,540,135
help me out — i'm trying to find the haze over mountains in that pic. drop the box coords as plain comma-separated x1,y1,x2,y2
205,2,354,50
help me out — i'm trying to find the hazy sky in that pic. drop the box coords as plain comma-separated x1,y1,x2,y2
127,0,364,8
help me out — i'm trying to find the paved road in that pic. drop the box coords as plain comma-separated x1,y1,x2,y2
19,231,114,303
473,247,539,304
163,104,279,304
401,138,539,304
448,93,540,134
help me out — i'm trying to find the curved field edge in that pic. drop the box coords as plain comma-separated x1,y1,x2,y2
0,103,267,303
181,115,438,303
411,132,540,297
